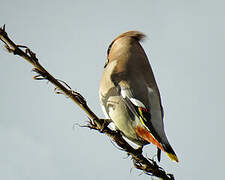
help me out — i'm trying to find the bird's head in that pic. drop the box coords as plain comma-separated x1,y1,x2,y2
104,31,146,68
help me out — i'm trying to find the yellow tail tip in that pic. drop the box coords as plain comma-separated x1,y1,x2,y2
166,153,179,163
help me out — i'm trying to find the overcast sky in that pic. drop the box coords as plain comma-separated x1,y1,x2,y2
0,0,225,180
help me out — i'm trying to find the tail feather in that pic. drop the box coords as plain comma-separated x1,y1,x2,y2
163,143,179,162
166,152,179,162
157,148,161,162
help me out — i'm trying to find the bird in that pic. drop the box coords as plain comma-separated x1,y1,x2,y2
99,31,178,162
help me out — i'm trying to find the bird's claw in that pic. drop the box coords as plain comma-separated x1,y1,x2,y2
136,146,143,155
99,119,111,132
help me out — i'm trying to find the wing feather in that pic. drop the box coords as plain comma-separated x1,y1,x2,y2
118,84,163,145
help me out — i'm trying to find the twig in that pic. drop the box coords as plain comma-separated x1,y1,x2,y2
0,25,175,180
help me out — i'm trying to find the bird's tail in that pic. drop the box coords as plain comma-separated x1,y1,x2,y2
163,143,179,162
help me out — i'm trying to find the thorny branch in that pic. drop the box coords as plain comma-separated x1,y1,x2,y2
0,25,175,180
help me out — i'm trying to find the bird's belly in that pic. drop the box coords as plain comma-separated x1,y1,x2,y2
106,95,147,146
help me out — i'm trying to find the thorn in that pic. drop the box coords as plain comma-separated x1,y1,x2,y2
87,117,96,127
3,24,5,31
25,48,30,54
17,45,28,49
72,122,90,130
32,68,39,73
54,87,63,94
109,138,124,151
4,44,13,53
32,68,47,80
57,79,72,90
54,80,85,102
24,48,38,62
33,75,47,80
71,91,86,104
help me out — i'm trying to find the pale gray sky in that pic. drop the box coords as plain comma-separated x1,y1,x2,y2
0,0,225,180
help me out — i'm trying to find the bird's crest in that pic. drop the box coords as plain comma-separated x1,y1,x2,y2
114,31,146,42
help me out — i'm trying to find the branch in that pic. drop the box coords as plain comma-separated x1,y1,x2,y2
0,25,175,180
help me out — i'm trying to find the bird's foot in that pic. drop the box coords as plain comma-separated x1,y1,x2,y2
99,119,111,133
136,146,143,155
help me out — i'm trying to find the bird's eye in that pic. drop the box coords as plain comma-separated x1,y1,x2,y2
105,41,114,68
107,41,114,57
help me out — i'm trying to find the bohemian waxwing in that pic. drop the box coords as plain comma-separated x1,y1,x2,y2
99,31,178,162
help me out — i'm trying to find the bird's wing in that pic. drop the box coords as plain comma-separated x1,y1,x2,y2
119,85,160,138
118,84,163,162
118,83,178,162
118,83,164,149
